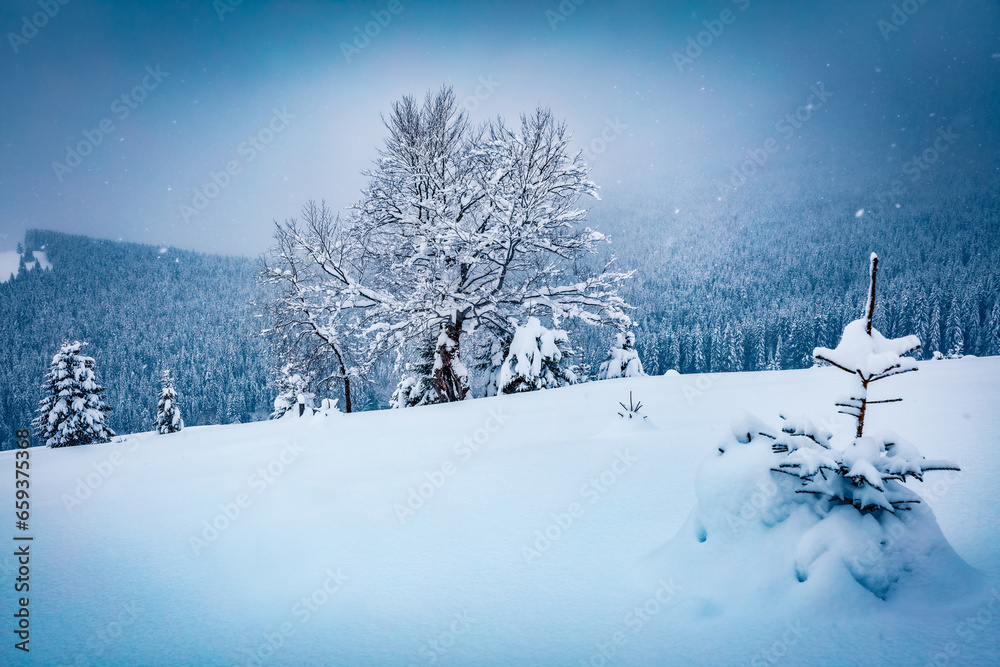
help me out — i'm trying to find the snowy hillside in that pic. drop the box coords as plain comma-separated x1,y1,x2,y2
0,249,51,283
3,359,999,665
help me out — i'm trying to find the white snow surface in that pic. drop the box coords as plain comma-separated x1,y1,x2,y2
0,251,20,282
814,318,920,379
0,250,53,282
2,359,999,665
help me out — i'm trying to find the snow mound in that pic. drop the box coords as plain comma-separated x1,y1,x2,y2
677,413,979,602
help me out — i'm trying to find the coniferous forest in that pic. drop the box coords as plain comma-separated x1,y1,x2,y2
2,181,998,451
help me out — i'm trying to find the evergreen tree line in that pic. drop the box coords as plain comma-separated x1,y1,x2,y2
0,230,274,450
1,173,996,448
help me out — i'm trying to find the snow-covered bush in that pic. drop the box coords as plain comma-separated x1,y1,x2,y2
748,415,957,514
271,364,315,419
496,317,576,394
694,254,964,599
33,340,115,447
597,331,646,380
154,369,183,434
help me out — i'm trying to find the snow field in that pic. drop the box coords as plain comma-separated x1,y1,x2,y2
0,358,998,665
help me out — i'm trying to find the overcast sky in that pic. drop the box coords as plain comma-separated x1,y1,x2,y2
1,0,997,256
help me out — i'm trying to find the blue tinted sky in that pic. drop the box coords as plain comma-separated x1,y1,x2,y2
0,0,997,255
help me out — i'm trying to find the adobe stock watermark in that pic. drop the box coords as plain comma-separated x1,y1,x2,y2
878,0,931,41
876,126,959,206
394,407,508,524
522,449,638,564
923,587,1000,666
582,578,681,666
714,83,832,200
51,66,170,183
416,611,476,664
581,117,628,166
72,600,143,667
213,0,243,22
682,373,717,405
672,0,751,72
340,0,406,63
179,107,294,224
189,439,307,555
236,567,349,667
61,438,143,510
461,75,500,114
546,0,587,30
7,0,71,54
749,620,809,666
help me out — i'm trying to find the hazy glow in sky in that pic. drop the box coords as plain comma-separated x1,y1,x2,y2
1,0,997,256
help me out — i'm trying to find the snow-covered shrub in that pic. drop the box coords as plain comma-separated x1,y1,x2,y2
495,317,576,394
33,340,115,447
271,364,315,419
756,416,958,514
709,413,964,598
154,369,183,434
693,254,965,599
597,331,646,380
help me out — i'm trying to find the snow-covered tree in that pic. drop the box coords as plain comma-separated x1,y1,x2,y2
261,201,364,413
390,329,470,408
480,330,513,398
813,254,920,438
32,341,115,447
702,254,964,601
496,317,576,394
763,415,958,514
154,369,183,434
264,87,631,408
769,253,959,512
597,330,646,380
271,364,315,419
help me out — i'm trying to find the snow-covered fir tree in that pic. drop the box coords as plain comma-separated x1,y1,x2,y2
271,364,315,418
768,254,961,512
480,331,514,398
495,317,576,394
596,330,646,380
32,340,115,448
154,369,183,434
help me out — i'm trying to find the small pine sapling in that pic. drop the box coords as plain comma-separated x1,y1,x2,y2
768,254,960,513
617,392,648,421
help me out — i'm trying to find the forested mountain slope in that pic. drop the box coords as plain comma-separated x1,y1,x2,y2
0,230,273,450
3,174,997,450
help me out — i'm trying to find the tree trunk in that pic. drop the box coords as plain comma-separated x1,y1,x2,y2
865,255,879,335
342,376,352,413
856,377,869,438
432,319,468,402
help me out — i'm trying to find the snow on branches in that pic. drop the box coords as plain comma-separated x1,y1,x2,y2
263,86,633,407
597,331,646,380
720,255,959,516
154,369,183,434
812,254,920,437
271,364,315,419
33,340,115,447
495,317,576,394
